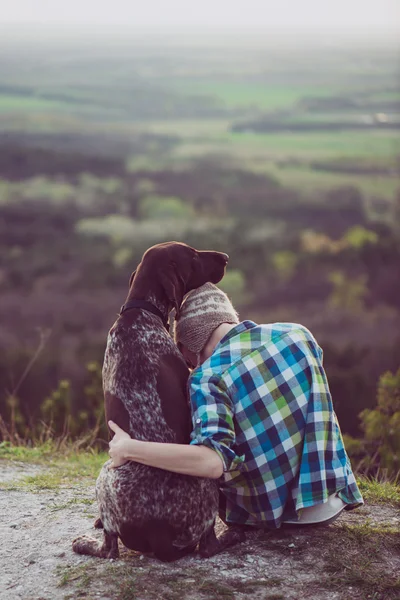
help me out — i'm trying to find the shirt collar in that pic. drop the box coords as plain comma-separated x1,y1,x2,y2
212,320,257,353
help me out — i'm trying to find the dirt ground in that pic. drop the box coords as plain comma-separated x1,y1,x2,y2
1,461,399,600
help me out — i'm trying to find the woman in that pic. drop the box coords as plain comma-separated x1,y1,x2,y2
109,283,363,529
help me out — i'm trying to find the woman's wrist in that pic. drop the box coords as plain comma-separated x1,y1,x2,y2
122,438,137,461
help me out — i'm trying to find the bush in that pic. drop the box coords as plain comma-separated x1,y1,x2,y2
359,367,400,476
345,367,400,478
138,195,194,220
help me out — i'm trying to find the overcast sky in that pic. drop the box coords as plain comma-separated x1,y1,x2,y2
1,0,399,35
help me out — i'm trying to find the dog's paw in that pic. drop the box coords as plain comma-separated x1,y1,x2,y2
223,526,246,547
72,534,120,560
72,535,100,556
199,526,246,558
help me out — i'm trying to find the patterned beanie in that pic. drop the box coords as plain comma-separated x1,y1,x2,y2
175,282,239,355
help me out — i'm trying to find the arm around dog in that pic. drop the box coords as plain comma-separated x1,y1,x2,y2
108,421,224,479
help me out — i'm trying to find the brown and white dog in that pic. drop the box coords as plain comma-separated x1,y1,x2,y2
72,242,242,562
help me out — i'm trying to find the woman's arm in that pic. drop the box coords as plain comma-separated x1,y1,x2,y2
108,420,224,479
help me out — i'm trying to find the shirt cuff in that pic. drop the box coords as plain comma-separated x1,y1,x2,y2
190,435,245,473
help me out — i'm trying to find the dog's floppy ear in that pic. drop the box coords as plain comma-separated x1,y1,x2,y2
128,270,137,289
158,268,185,318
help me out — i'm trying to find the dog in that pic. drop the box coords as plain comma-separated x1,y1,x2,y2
72,242,243,561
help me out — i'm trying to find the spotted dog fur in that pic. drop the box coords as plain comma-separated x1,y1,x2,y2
72,242,243,562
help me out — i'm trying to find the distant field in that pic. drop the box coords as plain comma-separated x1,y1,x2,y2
0,94,71,113
367,90,400,102
168,150,398,200
265,164,399,200
0,93,123,122
226,130,400,158
0,39,398,202
166,129,399,162
139,118,400,159
158,126,400,199
169,80,335,110
169,80,400,111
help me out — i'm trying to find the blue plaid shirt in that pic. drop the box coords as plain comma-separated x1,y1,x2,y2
189,321,363,528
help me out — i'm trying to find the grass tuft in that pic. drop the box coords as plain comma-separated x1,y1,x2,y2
322,519,400,599
357,475,400,507
50,497,94,511
56,562,285,600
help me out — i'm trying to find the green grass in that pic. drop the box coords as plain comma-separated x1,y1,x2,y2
169,78,398,113
265,164,399,200
225,129,400,158
140,119,400,159
323,521,400,599
357,476,400,506
137,118,231,138
0,92,123,120
57,562,284,600
49,497,94,511
367,90,400,102
169,80,336,110
0,79,399,205
0,442,108,490
163,126,400,199
0,94,74,113
57,563,95,590
0,440,57,461
143,118,399,171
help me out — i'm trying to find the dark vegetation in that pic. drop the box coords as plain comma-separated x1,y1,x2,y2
232,118,400,134
0,33,399,477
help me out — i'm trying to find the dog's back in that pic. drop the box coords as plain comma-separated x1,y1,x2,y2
103,310,191,443
97,309,218,559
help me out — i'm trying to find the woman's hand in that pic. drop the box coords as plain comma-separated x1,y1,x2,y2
108,420,132,468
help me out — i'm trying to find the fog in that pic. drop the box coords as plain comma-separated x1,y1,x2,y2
0,0,399,36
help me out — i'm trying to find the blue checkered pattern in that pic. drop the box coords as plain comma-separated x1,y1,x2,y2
189,320,363,528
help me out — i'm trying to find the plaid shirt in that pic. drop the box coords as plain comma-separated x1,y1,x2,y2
189,320,363,528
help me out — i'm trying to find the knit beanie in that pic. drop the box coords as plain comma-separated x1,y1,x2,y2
175,282,239,355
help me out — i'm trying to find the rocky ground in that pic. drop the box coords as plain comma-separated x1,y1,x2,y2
1,460,399,600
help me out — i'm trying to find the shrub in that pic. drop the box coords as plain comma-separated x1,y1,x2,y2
138,195,194,220
345,367,400,479
358,367,400,476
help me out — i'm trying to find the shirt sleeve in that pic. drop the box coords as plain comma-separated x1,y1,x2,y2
189,371,245,473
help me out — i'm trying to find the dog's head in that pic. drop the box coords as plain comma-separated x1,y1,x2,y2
129,241,229,317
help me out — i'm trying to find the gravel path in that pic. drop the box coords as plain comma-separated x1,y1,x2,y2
1,461,399,600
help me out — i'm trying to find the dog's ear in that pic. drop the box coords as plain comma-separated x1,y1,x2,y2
128,270,137,289
158,269,185,318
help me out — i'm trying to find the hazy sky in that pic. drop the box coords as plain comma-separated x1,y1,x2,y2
1,0,399,34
